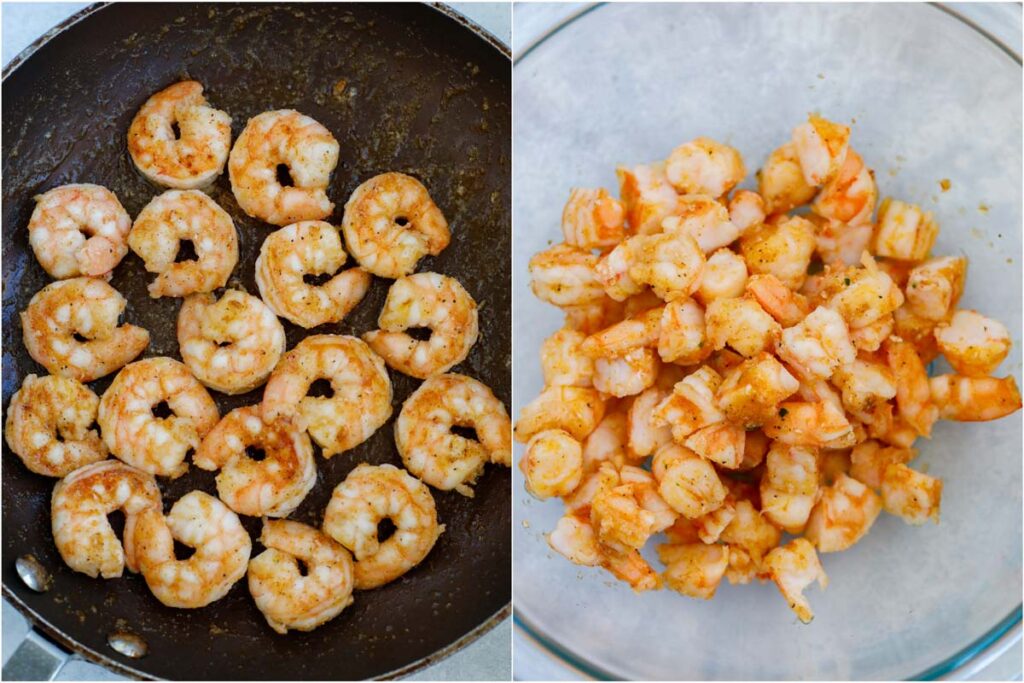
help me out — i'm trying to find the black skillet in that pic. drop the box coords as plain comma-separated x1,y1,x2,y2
1,3,510,679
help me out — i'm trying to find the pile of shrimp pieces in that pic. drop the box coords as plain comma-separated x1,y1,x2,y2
6,80,511,635
517,113,1021,623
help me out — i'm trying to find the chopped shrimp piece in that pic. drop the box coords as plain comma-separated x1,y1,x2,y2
521,429,584,499
590,484,656,552
581,306,662,358
595,241,645,301
872,198,938,262
684,421,746,469
529,244,605,307
692,495,737,543
603,548,662,592
541,328,595,387
820,255,904,328
805,474,882,552
849,440,916,490
696,248,748,305
626,232,706,299
905,256,966,321
739,215,817,290
593,347,659,398
583,412,628,470
776,306,856,380
739,429,771,470
665,137,745,198
812,218,874,267
849,313,894,353
705,296,781,357
934,310,1011,377
764,400,853,448
658,298,710,365
760,442,819,533
792,114,850,187
745,274,809,327
811,148,876,225
929,375,1022,422
652,444,727,519
892,305,940,363
514,386,605,442
562,462,618,514
652,366,725,442
564,296,625,335
547,514,601,566
758,142,816,215
561,187,626,249
616,161,679,234
662,194,740,253
620,465,678,533
764,538,828,623
717,352,799,426
720,499,781,575
628,387,673,458
659,543,729,599
728,190,766,233
831,359,897,418
881,463,942,525
885,339,939,437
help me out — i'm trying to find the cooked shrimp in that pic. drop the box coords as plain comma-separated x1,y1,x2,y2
665,137,745,198
248,519,354,634
98,357,219,478
657,298,710,365
627,387,673,458
21,278,149,382
764,538,828,624
28,184,131,279
880,463,942,525
341,172,450,278
124,491,251,608
705,296,781,357
659,542,729,600
811,148,876,225
602,548,661,592
929,374,1022,422
194,406,315,517
582,411,629,470
739,215,817,290
728,190,766,233
564,297,626,335
872,198,938,262
127,80,231,189
531,243,606,306
515,385,605,443
177,290,286,394
229,109,339,226
128,190,238,298
661,194,741,254
884,339,939,438
580,306,662,359
5,374,106,477
892,305,940,363
849,312,894,353
364,272,478,379
775,305,856,380
695,248,748,305
626,232,706,300
541,328,594,387
764,400,852,448
719,499,781,573
758,142,816,215
652,366,725,442
819,255,904,329
684,421,745,469
262,335,391,458
51,460,161,578
905,256,967,321
692,495,737,543
716,352,799,426
594,241,645,302
804,474,882,552
620,464,678,532
831,359,897,418
616,161,679,234
521,429,584,499
255,220,371,328
849,440,915,490
745,273,809,327
652,443,727,519
590,482,657,552
547,514,601,566
759,442,819,533
322,463,443,589
792,114,850,186
395,373,510,496
593,348,659,398
812,218,873,267
934,310,1011,377
561,187,626,248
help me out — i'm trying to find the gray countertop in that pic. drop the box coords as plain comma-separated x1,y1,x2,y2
0,2,510,680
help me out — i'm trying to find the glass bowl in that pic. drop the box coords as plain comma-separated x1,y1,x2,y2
512,3,1022,679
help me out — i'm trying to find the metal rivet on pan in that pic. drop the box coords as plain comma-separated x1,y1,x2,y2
15,555,51,593
108,631,148,659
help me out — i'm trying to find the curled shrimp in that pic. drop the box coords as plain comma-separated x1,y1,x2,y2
531,243,606,307
322,463,444,590
561,187,626,249
616,161,679,234
21,277,149,382
716,352,799,427
775,305,856,380
363,272,479,379
341,172,450,278
872,198,938,262
5,374,106,477
804,473,882,552
626,232,706,299
395,373,511,496
764,538,828,624
705,296,781,357
593,348,659,398
661,194,741,254
28,184,131,279
194,406,316,517
248,519,354,634
229,109,339,225
758,142,816,215
582,411,628,470
659,542,729,600
739,215,817,290
811,148,876,225
652,443,727,519
884,339,939,438
548,514,601,566
51,460,161,578
125,491,251,608
696,248,748,306
521,429,584,499
665,137,745,198
127,80,231,189
929,374,1022,422
255,220,371,328
764,400,852,448
98,357,219,478
791,114,850,186
934,310,1011,377
745,273,809,327
652,366,724,442
515,385,606,443
628,387,673,458
177,289,286,394
880,463,942,525
128,190,239,298
262,335,392,458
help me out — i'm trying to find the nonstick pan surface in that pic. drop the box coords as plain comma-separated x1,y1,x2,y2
1,3,510,679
